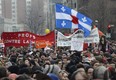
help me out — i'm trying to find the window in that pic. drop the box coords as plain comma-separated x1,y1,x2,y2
27,1,31,4
0,6,1,10
26,6,31,12
12,6,15,9
74,2,76,8
12,2,15,4
0,11,2,14
12,26,18,32
12,19,15,21
12,10,15,13
26,11,31,15
27,5,31,8
110,8,116,14
12,26,16,28
12,15,15,17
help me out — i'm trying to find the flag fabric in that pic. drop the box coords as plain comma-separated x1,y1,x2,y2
55,4,93,37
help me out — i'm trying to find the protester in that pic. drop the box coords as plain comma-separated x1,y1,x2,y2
59,70,69,80
8,73,18,80
93,65,110,80
85,66,94,80
0,67,8,79
0,39,115,80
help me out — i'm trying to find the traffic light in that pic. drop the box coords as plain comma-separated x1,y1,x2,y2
107,25,111,33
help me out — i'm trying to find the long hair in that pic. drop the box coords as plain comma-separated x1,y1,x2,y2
99,36,106,52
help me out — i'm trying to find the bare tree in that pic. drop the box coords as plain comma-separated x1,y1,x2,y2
25,9,44,34
26,11,44,34
88,0,105,28
23,0,46,34
77,0,106,31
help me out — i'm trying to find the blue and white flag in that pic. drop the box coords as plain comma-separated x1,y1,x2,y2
55,4,93,37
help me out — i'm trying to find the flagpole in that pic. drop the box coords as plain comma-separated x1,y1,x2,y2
54,3,57,53
54,30,57,53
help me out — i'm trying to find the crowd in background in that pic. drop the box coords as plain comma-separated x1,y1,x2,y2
0,36,116,80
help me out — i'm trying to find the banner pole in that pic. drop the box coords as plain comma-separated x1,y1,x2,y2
54,30,57,53
54,3,57,53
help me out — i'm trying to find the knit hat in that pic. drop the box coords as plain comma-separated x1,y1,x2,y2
93,65,109,80
43,64,61,76
47,73,59,80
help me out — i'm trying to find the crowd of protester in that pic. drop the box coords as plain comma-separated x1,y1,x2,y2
0,37,116,80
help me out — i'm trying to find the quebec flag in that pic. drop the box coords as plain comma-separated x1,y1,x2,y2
55,4,93,37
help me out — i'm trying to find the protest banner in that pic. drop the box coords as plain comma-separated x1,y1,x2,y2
57,31,71,47
71,31,84,51
1,31,55,47
57,30,84,51
84,28,100,43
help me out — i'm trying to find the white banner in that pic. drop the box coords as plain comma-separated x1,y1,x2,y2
57,30,84,51
57,28,99,51
84,28,100,43
57,30,83,47
57,31,71,46
71,32,84,51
